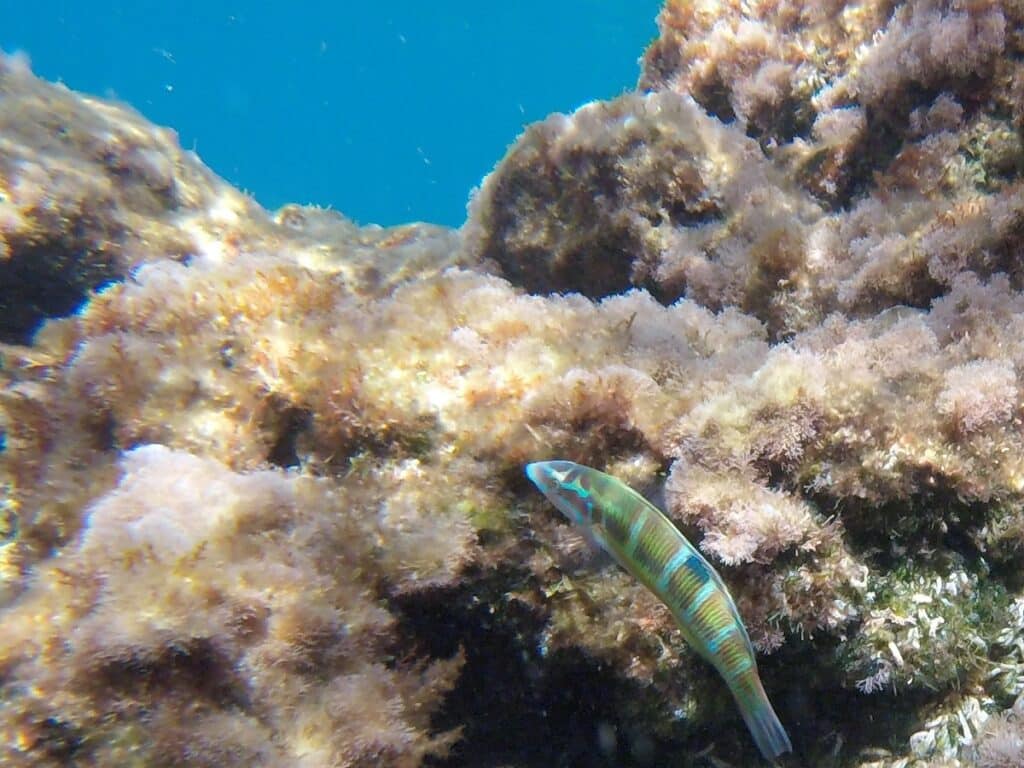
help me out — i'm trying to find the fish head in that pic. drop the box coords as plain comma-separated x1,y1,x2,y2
525,460,596,526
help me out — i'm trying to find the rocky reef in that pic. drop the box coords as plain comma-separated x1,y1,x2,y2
5,1,1024,766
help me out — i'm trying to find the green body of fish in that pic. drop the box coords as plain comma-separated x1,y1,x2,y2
526,460,792,762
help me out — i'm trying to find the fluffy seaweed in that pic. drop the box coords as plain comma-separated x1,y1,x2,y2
5,1,1024,765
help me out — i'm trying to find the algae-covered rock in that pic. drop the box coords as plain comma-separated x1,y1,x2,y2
0,52,468,347
5,1,1024,766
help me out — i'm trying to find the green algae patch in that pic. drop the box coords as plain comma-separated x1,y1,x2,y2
838,561,1011,695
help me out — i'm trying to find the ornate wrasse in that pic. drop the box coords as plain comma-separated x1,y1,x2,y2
525,460,792,762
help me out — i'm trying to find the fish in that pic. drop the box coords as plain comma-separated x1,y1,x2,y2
525,460,792,762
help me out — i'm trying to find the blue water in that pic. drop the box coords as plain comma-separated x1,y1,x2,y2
4,1,659,227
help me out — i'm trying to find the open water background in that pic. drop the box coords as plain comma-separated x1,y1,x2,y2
3,1,659,226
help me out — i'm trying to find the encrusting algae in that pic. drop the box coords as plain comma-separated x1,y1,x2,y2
5,0,1024,765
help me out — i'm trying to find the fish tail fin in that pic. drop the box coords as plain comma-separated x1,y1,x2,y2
732,674,792,761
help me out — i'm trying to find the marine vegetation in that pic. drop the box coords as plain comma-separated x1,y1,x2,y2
5,0,1024,766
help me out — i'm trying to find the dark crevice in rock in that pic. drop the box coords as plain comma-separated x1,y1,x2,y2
0,241,122,345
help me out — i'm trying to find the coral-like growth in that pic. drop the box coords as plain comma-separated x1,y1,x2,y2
642,0,1013,180
462,90,823,334
468,2,1024,342
839,564,1009,695
971,695,1024,768
0,445,464,767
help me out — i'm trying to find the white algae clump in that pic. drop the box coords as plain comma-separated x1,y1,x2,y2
5,1,1024,765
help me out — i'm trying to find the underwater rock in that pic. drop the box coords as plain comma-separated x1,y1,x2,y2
0,445,464,767
641,0,1015,199
470,0,1024,342
273,204,468,298
462,89,823,335
0,53,266,345
4,1,1024,766
0,52,467,346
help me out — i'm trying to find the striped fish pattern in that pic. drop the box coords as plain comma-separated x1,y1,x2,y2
526,460,792,762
